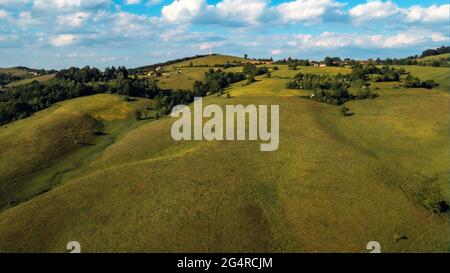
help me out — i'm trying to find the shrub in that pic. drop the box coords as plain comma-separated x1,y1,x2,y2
341,106,354,116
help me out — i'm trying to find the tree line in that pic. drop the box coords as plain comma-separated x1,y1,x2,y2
128,55,208,75
0,66,160,125
287,73,371,105
154,68,249,115
286,63,438,105
0,73,21,86
153,64,270,115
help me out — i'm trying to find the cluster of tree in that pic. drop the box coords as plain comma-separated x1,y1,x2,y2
0,73,21,86
56,66,130,82
373,57,419,66
347,64,406,82
248,58,273,62
241,63,269,84
0,80,95,124
222,62,238,69
242,63,268,76
0,76,160,125
372,46,450,67
154,69,248,116
323,57,342,66
274,58,310,67
128,55,209,75
401,75,438,89
287,72,379,105
191,69,247,96
153,90,194,116
287,73,345,90
373,57,449,67
421,46,450,58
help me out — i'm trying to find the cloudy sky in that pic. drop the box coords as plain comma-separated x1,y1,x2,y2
0,0,449,69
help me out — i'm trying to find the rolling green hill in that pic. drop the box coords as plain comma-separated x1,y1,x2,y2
419,53,450,61
0,94,154,209
168,54,248,68
0,59,448,252
155,54,247,90
0,67,33,78
6,74,55,87
416,53,450,66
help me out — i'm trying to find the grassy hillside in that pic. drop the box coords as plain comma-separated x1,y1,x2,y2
0,94,154,209
395,65,450,90
168,54,247,68
419,53,450,61
0,60,448,253
7,74,55,87
155,54,247,90
416,53,450,66
0,67,33,78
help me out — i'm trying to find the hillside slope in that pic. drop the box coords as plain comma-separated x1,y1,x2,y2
0,94,153,209
0,62,448,253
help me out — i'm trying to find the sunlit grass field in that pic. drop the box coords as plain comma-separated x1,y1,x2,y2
0,55,448,252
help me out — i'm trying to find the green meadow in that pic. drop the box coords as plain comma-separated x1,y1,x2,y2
0,55,448,252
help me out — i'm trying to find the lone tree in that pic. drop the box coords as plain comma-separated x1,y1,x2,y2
244,54,248,60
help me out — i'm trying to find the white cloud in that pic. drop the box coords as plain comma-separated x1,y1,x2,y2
147,0,161,6
0,0,29,9
349,0,398,22
65,52,96,59
271,49,283,55
32,0,110,11
57,12,91,27
194,41,225,50
405,4,450,23
350,1,450,24
50,34,78,46
288,30,449,49
161,0,345,26
0,9,10,20
277,0,345,23
161,0,205,23
17,11,40,26
214,0,267,25
125,0,141,4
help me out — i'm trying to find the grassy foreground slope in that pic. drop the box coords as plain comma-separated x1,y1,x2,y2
0,58,448,252
0,94,153,209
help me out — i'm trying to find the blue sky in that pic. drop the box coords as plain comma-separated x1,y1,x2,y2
0,0,449,69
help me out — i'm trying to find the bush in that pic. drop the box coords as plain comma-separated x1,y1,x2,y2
341,106,354,116
402,75,438,89
247,75,255,84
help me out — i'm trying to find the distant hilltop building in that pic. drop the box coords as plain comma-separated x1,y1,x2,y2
311,61,327,67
